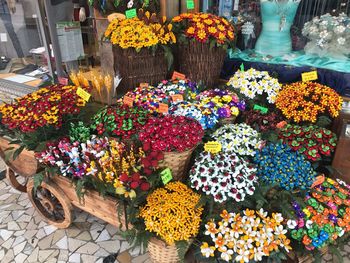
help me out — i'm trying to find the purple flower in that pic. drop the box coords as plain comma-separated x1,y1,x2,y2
217,107,230,118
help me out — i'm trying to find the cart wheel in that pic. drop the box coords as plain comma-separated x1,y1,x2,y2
5,167,28,193
27,179,73,229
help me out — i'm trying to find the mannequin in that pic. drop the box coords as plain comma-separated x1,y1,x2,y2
255,0,300,57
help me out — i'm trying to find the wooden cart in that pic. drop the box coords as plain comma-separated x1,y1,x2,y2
0,137,37,192
0,137,127,229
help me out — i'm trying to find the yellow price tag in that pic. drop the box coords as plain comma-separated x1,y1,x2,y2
302,71,318,82
76,87,91,102
204,141,222,154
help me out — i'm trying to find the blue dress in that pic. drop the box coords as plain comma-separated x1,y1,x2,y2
255,0,300,56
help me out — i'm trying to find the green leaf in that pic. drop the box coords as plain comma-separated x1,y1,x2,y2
329,245,343,263
209,39,216,50
33,172,45,191
176,240,190,262
13,145,25,160
4,147,15,162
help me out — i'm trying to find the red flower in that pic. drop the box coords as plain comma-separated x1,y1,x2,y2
140,182,150,191
119,173,129,182
130,181,140,189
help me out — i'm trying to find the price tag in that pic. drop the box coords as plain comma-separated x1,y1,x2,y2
171,71,186,80
58,77,68,85
311,175,325,188
186,0,195,9
161,168,172,185
171,94,183,102
76,87,91,102
123,96,134,107
140,82,149,88
125,8,137,19
240,63,245,71
204,141,222,154
253,104,268,114
302,71,318,82
158,103,169,114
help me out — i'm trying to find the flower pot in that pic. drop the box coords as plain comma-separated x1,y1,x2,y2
161,147,195,181
148,238,191,263
113,46,168,95
177,41,227,87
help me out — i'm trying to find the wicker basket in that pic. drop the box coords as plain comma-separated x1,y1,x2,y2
219,116,236,126
177,42,227,87
148,238,191,263
160,147,195,181
113,46,168,95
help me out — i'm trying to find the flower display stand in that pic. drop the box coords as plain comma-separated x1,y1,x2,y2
0,137,38,192
27,175,129,229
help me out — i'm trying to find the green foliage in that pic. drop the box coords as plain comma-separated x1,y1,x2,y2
69,122,91,143
162,45,174,71
176,240,190,262
316,115,332,128
33,171,45,191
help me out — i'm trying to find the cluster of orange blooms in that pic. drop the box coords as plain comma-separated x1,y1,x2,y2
275,82,342,123
172,13,234,45
139,181,203,245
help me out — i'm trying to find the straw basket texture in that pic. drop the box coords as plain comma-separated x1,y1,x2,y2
148,238,192,263
219,116,236,126
161,147,195,181
177,42,227,87
113,46,167,94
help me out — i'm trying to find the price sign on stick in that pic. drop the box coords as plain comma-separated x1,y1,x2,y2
125,9,137,19
140,83,149,88
123,96,134,107
171,71,186,80
76,87,91,102
302,71,318,82
187,0,195,9
171,94,183,102
161,168,173,185
253,104,268,114
204,141,222,154
158,103,169,114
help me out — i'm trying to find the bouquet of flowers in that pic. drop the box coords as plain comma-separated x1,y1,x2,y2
156,79,199,102
0,84,88,133
275,82,343,123
121,85,168,114
36,136,162,199
104,10,176,50
199,209,292,262
302,13,350,58
139,116,204,152
288,177,350,251
279,124,337,162
189,151,257,203
243,109,284,133
0,84,90,152
254,143,317,190
91,103,150,140
139,181,203,245
197,89,246,120
169,101,219,130
212,123,262,156
227,68,281,105
172,13,234,48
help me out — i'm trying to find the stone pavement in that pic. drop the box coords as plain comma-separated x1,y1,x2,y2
0,160,349,262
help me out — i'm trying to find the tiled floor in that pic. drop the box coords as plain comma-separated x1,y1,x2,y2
0,159,349,262
0,169,150,262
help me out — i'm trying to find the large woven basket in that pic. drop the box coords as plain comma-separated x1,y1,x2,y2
113,46,168,94
148,238,191,263
177,42,227,87
161,147,195,181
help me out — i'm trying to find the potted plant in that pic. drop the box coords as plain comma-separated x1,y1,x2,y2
138,115,204,180
171,13,235,87
104,9,176,94
138,181,203,262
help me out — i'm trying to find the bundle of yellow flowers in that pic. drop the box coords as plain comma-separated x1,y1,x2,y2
139,181,203,245
276,82,343,123
104,9,176,50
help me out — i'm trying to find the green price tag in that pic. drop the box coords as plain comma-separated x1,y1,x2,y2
186,0,195,9
240,63,245,71
125,8,137,19
253,104,268,114
161,168,172,185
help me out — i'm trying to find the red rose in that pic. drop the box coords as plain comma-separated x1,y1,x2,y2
119,173,129,182
144,168,152,175
140,182,150,191
130,181,140,189
131,173,141,182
